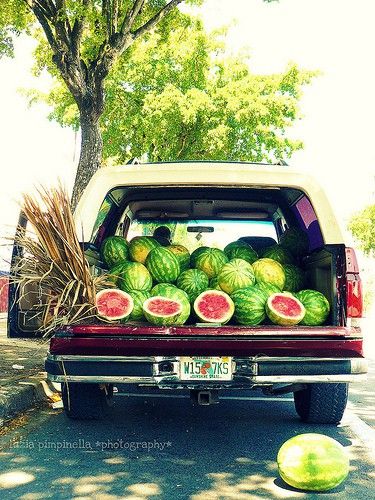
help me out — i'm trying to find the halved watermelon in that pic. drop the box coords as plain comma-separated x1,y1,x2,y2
193,290,234,324
266,292,305,326
143,296,183,326
96,289,134,320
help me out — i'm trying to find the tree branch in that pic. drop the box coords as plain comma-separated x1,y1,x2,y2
71,0,90,58
132,0,183,40
24,0,59,53
120,0,145,36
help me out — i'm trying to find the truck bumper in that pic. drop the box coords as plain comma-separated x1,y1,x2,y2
45,354,368,388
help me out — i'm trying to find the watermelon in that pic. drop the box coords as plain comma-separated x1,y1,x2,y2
231,286,268,325
167,244,190,271
127,290,150,321
95,288,133,321
208,276,223,291
116,262,153,292
194,248,228,278
128,236,161,264
283,264,305,292
100,236,129,268
146,247,180,283
260,244,295,265
277,434,349,491
143,296,182,326
224,241,258,265
150,283,190,325
190,246,210,268
217,258,256,295
266,292,305,326
254,281,281,298
253,258,286,290
295,289,330,326
279,227,309,258
176,269,209,303
194,290,234,324
107,261,130,287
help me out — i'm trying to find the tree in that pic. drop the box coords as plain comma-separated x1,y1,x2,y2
27,15,314,165
349,204,375,256
0,0,198,208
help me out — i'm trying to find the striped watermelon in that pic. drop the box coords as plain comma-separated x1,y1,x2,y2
224,240,251,255
260,244,295,265
279,227,309,258
253,258,286,290
100,236,129,268
283,264,305,292
194,248,228,278
190,246,210,268
150,283,191,325
254,282,281,298
146,247,180,283
295,290,330,326
176,269,209,303
129,236,161,264
217,259,256,295
224,241,258,264
107,262,130,288
231,286,268,325
127,290,150,321
208,276,223,291
117,262,153,292
143,296,183,326
167,244,190,272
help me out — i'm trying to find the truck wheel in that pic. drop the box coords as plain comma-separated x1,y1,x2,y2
293,383,348,424
61,383,113,420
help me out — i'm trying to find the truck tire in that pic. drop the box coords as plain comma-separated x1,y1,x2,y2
293,383,348,424
62,383,113,420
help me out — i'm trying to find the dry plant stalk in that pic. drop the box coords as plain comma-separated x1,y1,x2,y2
12,185,108,336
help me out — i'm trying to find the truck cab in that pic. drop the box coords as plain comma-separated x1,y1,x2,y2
8,161,367,422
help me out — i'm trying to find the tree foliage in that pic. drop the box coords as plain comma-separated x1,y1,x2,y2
349,204,375,256
28,14,315,164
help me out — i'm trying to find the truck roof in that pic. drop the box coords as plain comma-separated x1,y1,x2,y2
75,161,343,244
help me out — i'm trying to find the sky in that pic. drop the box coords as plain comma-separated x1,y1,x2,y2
0,0,375,267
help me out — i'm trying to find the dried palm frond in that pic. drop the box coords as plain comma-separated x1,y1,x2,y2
11,184,110,336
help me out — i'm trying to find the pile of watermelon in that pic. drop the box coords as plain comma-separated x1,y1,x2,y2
95,229,330,327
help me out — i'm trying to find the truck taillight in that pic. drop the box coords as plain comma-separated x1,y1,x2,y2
345,247,363,318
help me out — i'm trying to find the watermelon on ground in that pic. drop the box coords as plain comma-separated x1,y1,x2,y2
128,236,161,264
266,292,305,326
146,247,180,283
295,289,330,326
277,433,349,491
260,244,295,265
176,269,209,303
231,286,268,325
283,264,305,292
95,289,133,321
100,236,129,268
252,258,286,290
217,258,256,295
194,290,234,324
143,296,183,326
167,244,190,272
194,248,228,278
116,262,153,292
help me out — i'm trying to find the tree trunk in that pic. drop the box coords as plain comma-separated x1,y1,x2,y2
71,107,103,211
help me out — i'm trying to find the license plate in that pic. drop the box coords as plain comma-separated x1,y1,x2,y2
180,357,232,381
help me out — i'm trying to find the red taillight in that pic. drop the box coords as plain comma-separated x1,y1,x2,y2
345,247,363,318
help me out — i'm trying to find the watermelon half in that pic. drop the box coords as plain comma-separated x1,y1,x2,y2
96,288,134,320
277,433,349,491
143,296,183,326
194,290,234,324
266,292,305,326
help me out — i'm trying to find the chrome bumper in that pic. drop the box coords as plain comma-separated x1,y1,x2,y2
46,354,368,388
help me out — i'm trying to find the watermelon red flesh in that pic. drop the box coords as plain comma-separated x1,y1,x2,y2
271,295,303,317
146,298,181,316
266,293,305,326
194,291,234,323
96,289,133,320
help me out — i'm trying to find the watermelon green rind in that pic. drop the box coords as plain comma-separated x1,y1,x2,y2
167,244,190,272
260,244,295,265
107,262,130,287
190,246,210,268
194,290,234,324
217,258,256,295
96,288,134,320
143,296,183,326
208,276,223,291
266,292,305,326
295,289,330,326
254,282,281,298
194,248,228,278
127,290,150,321
231,286,268,325
116,262,153,292
150,283,190,325
253,258,286,290
176,269,209,303
224,240,252,255
225,245,258,265
146,247,180,283
129,236,161,264
277,433,349,491
100,236,129,268
279,227,309,258
283,264,305,292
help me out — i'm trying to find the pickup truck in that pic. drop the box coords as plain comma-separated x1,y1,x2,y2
8,161,367,423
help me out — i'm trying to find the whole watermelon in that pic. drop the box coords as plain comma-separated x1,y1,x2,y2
283,264,305,292
127,290,150,321
277,433,349,491
194,248,228,278
100,236,129,268
117,262,153,292
146,247,180,283
279,227,309,258
295,289,330,326
217,259,256,295
107,261,130,287
150,283,191,325
208,276,223,291
190,246,210,268
167,244,190,272
128,236,161,264
254,281,281,298
252,258,286,290
260,244,295,265
224,241,258,265
176,269,209,303
231,286,268,325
